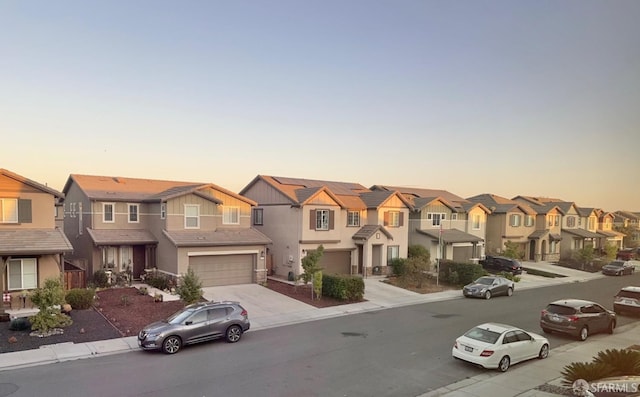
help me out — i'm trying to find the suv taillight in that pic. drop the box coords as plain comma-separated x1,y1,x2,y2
241,309,248,316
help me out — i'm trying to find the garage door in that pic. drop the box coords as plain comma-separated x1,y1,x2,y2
189,254,254,287
319,250,351,275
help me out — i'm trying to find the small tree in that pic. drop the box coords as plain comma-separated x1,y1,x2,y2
300,245,324,284
573,244,595,269
29,277,73,333
176,268,203,305
312,271,322,300
401,256,431,288
408,244,430,262
503,241,524,259
603,242,618,261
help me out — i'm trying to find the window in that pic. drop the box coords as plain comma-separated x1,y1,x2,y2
555,215,560,226
128,204,139,223
347,211,360,227
550,240,557,253
525,215,534,227
547,215,553,227
388,211,401,227
316,209,329,230
223,206,240,225
161,203,166,219
0,198,18,223
252,208,263,225
7,258,37,290
185,204,199,228
566,216,576,227
428,213,445,227
472,214,481,230
387,246,400,265
451,213,458,220
509,214,521,227
103,203,114,223
588,216,596,230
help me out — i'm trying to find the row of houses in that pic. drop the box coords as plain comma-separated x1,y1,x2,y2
1,168,639,298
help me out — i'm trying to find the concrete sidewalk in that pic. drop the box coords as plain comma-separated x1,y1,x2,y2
0,261,630,397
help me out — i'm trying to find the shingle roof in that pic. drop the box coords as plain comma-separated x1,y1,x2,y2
0,229,73,255
0,168,64,198
415,228,483,243
467,193,537,215
351,224,393,241
86,229,158,245
596,230,625,238
563,228,600,239
163,228,272,247
371,185,468,204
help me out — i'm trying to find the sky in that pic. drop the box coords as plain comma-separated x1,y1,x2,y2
2,0,639,212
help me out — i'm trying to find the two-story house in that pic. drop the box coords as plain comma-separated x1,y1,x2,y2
557,207,601,258
62,174,271,287
467,194,537,260
370,185,489,263
1,169,73,305
614,210,640,247
595,209,624,250
239,176,411,278
511,196,564,262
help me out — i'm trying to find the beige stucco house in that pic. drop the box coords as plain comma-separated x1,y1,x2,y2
466,194,538,260
511,196,566,262
1,169,73,306
62,174,271,287
370,185,489,264
595,210,624,250
239,176,411,278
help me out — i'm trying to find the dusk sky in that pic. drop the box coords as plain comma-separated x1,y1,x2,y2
2,1,639,211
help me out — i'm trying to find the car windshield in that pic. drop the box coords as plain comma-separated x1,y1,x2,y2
617,291,640,299
475,277,494,285
166,308,197,324
607,262,624,268
464,327,501,344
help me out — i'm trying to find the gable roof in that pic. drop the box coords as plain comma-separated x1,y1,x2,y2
0,168,64,198
467,193,536,215
416,228,483,244
370,185,468,204
63,174,254,205
577,207,597,217
563,228,600,239
352,224,394,241
0,229,73,255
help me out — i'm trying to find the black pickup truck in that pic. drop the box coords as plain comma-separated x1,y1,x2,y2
479,255,523,275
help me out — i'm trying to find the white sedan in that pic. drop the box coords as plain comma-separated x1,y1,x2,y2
452,323,549,372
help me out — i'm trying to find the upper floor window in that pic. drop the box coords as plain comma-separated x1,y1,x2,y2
566,216,576,227
347,211,360,227
555,215,560,226
0,198,18,223
223,206,240,225
509,214,521,227
316,209,329,230
7,258,37,290
387,211,401,227
427,212,445,227
525,215,534,227
547,215,553,227
185,204,200,228
472,214,481,230
128,204,139,223
588,216,596,230
103,203,115,223
161,203,166,219
252,208,263,225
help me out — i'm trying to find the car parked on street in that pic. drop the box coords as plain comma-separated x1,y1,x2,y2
601,260,635,276
479,255,523,275
616,249,638,261
540,299,616,341
462,276,515,299
452,322,549,372
614,286,640,315
138,301,250,354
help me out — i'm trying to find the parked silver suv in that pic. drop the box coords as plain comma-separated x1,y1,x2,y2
138,301,250,354
614,286,640,315
540,299,616,341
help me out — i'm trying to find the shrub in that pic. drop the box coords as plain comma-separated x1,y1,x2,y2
438,261,486,286
312,271,322,300
65,288,96,310
408,245,430,261
561,361,615,386
593,348,640,376
389,258,406,276
322,274,364,301
147,272,170,290
300,245,324,284
30,311,72,333
176,268,203,305
9,317,31,331
400,256,431,288
92,270,109,288
29,277,73,333
497,272,521,282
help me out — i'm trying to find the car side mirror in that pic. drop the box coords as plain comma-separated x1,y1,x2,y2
185,321,193,325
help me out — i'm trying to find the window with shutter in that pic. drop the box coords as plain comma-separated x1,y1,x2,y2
18,199,32,223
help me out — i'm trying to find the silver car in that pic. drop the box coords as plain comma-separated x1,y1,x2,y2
463,276,515,299
138,301,250,354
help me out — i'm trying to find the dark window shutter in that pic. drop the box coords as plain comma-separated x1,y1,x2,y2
399,212,404,227
310,210,316,230
383,211,389,226
18,199,32,223
329,210,335,230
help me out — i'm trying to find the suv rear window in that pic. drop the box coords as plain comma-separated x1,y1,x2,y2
545,304,577,315
617,290,640,299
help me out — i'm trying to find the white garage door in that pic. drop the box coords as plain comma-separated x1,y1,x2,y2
319,250,351,275
189,254,254,287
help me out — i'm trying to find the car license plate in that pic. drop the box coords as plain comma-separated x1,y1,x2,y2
465,346,473,352
624,299,633,304
551,315,561,322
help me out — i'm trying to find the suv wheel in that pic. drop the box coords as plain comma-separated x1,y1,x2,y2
163,336,182,354
226,325,243,343
578,326,588,341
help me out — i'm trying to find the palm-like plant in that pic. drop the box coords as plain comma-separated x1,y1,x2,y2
593,348,640,376
561,361,615,386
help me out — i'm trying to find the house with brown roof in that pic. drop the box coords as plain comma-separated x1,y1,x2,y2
239,176,411,278
370,185,489,263
614,210,640,247
556,207,602,259
1,169,73,306
466,194,540,260
595,209,624,250
62,175,271,287
510,196,565,262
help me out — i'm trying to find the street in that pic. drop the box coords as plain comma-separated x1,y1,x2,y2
2,274,639,397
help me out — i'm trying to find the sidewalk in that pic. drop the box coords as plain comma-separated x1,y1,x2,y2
0,262,633,397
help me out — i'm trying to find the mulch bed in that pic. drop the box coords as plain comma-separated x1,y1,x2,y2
263,279,365,308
